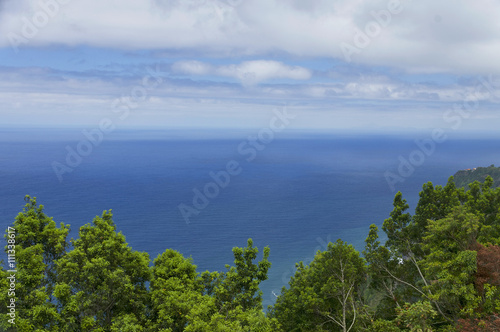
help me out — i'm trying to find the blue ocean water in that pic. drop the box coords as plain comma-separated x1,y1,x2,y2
1,129,499,308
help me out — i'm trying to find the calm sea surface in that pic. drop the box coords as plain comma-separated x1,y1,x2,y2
1,129,499,307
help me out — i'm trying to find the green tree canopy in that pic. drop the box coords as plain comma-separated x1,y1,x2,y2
54,210,150,331
1,196,69,331
272,239,367,332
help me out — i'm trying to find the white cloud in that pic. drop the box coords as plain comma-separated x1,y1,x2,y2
218,61,312,85
173,60,312,85
172,60,212,76
2,0,500,74
2,62,500,131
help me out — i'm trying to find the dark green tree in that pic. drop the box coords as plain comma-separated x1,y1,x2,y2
421,207,482,322
381,192,428,306
413,178,462,245
272,239,366,332
382,191,413,256
363,224,402,319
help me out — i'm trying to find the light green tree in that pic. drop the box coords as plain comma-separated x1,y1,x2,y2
396,301,437,332
186,239,277,331
0,196,69,331
202,239,271,315
54,210,150,331
149,249,203,332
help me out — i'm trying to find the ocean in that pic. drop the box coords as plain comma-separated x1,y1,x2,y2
1,128,499,308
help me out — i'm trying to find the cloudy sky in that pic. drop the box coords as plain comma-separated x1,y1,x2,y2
1,0,500,134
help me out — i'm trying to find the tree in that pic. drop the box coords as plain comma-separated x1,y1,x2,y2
395,301,437,332
413,178,462,246
1,196,69,331
269,260,321,331
185,239,279,332
421,207,482,321
187,239,277,331
464,177,500,245
366,319,401,332
473,243,500,295
0,263,13,331
149,249,204,332
363,224,402,319
319,240,367,332
382,192,413,256
185,304,280,332
54,210,150,331
457,314,500,331
202,239,271,316
470,242,500,318
272,239,366,332
380,192,430,308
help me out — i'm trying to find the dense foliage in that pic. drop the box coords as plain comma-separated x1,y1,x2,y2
1,175,500,331
453,165,500,189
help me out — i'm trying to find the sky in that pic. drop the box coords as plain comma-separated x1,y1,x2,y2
1,0,500,135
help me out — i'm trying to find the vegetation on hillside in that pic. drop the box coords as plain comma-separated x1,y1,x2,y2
453,164,500,189
2,174,500,331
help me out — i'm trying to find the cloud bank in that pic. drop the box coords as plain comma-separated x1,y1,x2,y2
2,0,500,74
